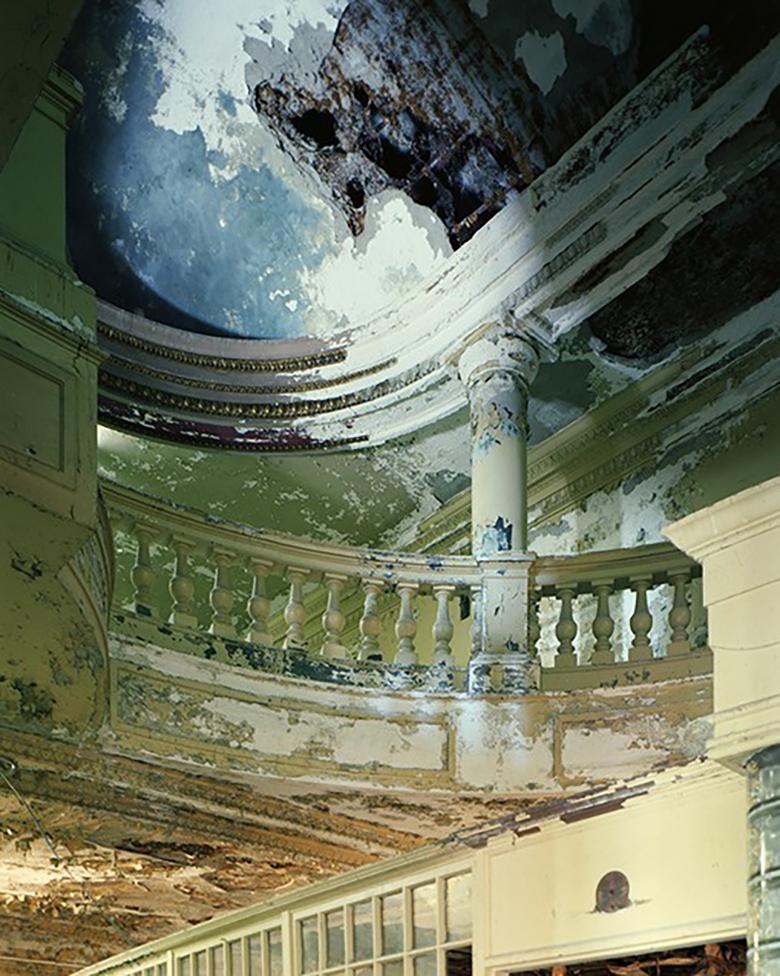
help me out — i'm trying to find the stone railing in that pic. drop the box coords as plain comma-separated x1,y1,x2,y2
104,482,480,665
531,543,707,690
103,482,711,692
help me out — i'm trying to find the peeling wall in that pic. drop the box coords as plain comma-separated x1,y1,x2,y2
109,632,711,794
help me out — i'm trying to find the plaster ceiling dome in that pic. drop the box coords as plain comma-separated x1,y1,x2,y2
61,0,773,452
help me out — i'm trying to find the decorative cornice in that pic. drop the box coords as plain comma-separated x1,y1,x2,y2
98,320,347,373
664,475,780,563
708,693,780,769
98,397,370,452
99,359,435,420
104,351,397,394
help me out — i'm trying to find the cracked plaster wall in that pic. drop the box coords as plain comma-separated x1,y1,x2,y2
110,635,711,793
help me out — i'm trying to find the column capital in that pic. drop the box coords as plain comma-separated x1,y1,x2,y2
456,323,546,392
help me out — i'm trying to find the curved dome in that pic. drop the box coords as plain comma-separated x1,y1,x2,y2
62,0,451,341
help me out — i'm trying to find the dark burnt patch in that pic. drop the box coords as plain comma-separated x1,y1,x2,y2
583,162,780,363
250,0,776,248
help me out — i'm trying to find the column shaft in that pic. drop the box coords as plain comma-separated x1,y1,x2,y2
469,370,529,556
457,324,541,693
748,745,780,975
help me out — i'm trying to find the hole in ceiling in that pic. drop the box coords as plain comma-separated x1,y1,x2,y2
291,108,339,148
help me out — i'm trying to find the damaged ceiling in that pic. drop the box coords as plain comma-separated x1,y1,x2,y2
0,734,525,973
64,0,780,544
62,0,774,341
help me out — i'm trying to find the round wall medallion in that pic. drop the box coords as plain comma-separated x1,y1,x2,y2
595,870,630,912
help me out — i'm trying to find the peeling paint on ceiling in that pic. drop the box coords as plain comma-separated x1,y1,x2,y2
62,0,746,342
62,0,451,340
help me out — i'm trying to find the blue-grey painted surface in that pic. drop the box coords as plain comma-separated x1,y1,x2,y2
62,1,335,339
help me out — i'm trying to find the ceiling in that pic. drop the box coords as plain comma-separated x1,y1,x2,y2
61,0,727,342
54,0,776,545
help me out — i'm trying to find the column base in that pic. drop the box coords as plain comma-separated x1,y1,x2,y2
468,651,537,695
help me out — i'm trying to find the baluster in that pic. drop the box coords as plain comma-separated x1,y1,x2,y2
209,548,236,638
358,580,383,661
394,583,418,665
470,583,483,660
131,524,157,618
283,567,309,649
321,573,348,658
432,585,455,665
168,537,197,629
246,558,273,645
667,569,692,656
591,583,615,665
527,590,541,659
629,576,653,662
555,586,577,667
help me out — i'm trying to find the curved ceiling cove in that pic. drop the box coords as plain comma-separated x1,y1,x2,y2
62,0,451,342
63,0,773,452
64,0,653,346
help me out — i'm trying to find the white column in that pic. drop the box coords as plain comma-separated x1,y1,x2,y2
458,326,540,556
665,476,780,975
457,324,541,693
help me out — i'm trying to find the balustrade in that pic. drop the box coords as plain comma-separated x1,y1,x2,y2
105,483,710,693
210,548,236,638
531,543,706,678
321,573,347,659
394,582,418,664
131,523,157,617
283,568,309,649
169,537,197,629
358,580,383,661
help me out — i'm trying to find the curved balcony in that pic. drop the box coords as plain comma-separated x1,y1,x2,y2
103,480,711,695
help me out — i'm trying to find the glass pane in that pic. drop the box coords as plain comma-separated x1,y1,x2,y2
194,952,207,976
413,954,436,976
229,940,243,976
382,959,403,976
445,874,471,942
412,884,437,948
352,900,373,961
158,966,169,976
178,960,191,976
326,909,345,966
381,892,403,955
269,928,283,976
352,968,374,976
211,947,225,976
248,935,262,976
301,916,320,973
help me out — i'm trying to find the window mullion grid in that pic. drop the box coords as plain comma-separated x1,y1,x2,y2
345,903,355,975
262,929,270,976
372,895,382,976
402,886,413,976
318,911,327,976
436,876,446,976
